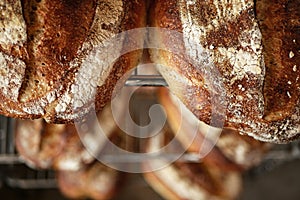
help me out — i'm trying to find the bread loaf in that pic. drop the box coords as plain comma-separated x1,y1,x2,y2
57,162,122,200
0,0,146,123
15,118,65,169
143,128,242,200
56,112,129,200
159,88,271,169
15,118,107,170
149,0,300,143
15,102,117,170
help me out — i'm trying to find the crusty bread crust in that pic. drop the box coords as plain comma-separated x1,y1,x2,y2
149,0,300,143
0,0,146,123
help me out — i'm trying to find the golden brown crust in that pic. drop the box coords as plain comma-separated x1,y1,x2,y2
149,0,300,143
0,0,146,123
19,0,97,102
15,119,92,170
50,0,147,123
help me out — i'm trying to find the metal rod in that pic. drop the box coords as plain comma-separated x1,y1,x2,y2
0,155,21,164
0,116,7,154
125,75,168,87
5,177,57,189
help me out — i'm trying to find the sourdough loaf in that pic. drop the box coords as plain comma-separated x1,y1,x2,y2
0,0,146,123
15,118,104,170
143,128,242,200
15,100,126,200
15,118,66,169
149,0,300,143
158,88,270,169
57,162,121,200
15,102,117,170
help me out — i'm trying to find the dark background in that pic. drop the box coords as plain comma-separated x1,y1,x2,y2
0,159,300,200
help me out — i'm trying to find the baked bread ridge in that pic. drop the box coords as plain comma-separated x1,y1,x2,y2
0,0,146,123
149,0,300,143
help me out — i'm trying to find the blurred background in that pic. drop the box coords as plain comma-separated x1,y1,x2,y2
1,114,300,200
0,155,300,200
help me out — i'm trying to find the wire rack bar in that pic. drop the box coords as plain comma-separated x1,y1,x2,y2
126,75,168,87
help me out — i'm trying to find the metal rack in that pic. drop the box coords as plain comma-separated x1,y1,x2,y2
0,115,18,164
0,115,57,189
125,67,167,87
0,71,300,189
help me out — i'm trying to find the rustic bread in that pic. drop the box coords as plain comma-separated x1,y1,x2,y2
56,113,129,200
15,102,117,170
15,118,100,170
0,0,146,123
158,88,270,169
149,0,300,143
57,162,122,200
15,100,127,199
15,118,66,169
143,128,242,200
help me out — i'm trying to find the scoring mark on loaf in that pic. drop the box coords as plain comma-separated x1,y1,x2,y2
0,0,127,119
